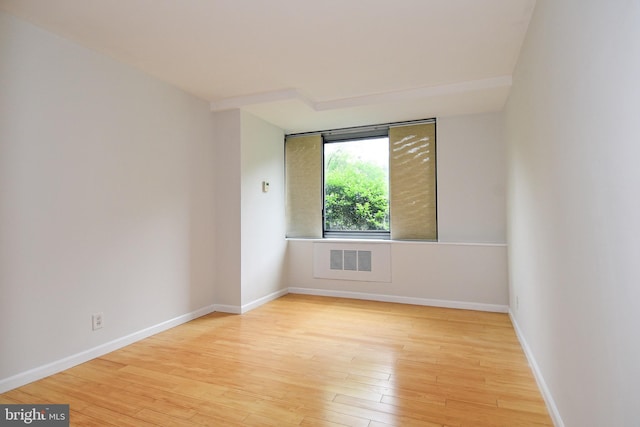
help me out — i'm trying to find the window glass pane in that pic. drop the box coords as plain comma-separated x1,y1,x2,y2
324,137,390,232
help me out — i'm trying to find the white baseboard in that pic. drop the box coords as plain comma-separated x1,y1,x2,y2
288,287,509,313
212,304,242,314
0,304,215,394
213,288,289,314
509,310,564,427
241,288,289,313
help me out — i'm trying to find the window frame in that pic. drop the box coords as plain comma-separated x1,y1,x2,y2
322,129,391,240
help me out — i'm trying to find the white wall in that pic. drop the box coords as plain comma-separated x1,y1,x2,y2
240,111,287,306
287,112,508,309
438,113,506,243
505,1,640,425
212,110,287,312
0,12,216,384
212,110,242,308
288,240,507,309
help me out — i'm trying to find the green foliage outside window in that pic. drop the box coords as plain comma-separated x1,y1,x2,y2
324,149,389,231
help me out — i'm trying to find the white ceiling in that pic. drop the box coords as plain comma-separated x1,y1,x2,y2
0,0,535,133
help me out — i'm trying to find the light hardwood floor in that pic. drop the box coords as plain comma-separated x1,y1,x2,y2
0,294,552,426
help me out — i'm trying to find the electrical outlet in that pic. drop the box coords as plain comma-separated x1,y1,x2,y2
92,313,103,330
516,296,520,311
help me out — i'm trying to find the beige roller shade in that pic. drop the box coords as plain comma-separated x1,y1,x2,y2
389,123,437,240
285,134,322,238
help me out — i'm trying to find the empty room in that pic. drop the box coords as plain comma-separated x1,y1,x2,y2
1,0,639,426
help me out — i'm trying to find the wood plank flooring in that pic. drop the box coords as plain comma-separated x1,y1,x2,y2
0,294,553,426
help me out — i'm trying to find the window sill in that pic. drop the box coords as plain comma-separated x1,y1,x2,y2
286,238,507,247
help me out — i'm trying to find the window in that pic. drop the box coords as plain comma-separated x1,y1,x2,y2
285,119,437,241
324,135,390,239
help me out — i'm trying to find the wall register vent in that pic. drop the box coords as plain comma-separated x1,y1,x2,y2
330,250,372,272
313,242,391,282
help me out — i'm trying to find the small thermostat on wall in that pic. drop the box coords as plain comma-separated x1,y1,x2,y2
262,181,270,193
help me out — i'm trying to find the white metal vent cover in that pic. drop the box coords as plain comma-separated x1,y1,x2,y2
330,249,372,272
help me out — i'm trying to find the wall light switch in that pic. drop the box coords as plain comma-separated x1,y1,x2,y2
262,181,270,193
